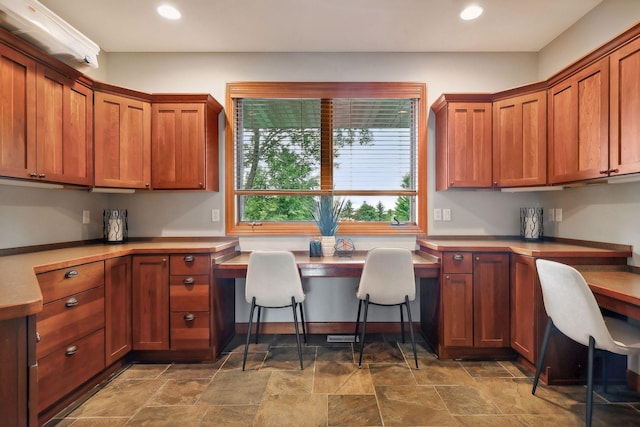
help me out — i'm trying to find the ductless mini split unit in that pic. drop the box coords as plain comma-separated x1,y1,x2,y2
0,0,100,68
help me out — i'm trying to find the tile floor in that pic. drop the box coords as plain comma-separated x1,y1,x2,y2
49,334,640,426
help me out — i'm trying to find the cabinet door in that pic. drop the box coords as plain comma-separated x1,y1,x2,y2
443,102,493,189
152,103,206,189
0,44,36,180
548,58,609,184
105,257,132,365
442,273,473,347
510,254,537,362
132,256,169,350
473,253,510,348
35,65,93,185
94,92,151,188
609,36,640,176
493,92,546,187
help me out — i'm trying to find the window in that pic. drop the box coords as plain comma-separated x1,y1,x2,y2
225,82,427,235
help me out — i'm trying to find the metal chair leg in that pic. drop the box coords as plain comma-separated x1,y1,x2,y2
358,295,370,367
354,299,362,341
255,306,262,344
601,351,609,394
299,302,307,344
532,318,554,394
400,304,405,343
587,336,595,427
405,295,419,369
292,297,303,370
243,297,257,371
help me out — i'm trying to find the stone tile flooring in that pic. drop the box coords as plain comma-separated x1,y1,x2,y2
49,334,640,426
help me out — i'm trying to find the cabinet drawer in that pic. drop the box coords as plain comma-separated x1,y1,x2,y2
170,254,210,275
36,286,105,359
38,261,105,304
442,252,473,274
170,275,209,312
38,328,105,412
170,311,210,349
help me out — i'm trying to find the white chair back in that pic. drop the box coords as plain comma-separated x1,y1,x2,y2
535,259,619,353
357,248,416,305
245,251,305,307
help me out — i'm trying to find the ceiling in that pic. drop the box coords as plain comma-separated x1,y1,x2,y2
37,0,603,54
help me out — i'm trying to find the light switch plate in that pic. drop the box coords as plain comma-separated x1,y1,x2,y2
548,208,555,223
82,210,90,224
555,208,563,222
211,209,220,222
443,208,452,221
433,208,442,221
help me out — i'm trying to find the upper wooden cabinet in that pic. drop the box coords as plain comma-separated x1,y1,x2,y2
609,36,640,177
0,45,92,186
493,90,547,187
94,90,151,189
0,44,36,180
548,58,609,184
35,65,93,186
432,95,493,190
151,95,222,190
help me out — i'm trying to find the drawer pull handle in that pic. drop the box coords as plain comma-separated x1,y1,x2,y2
36,332,41,343
65,297,79,308
66,345,78,356
64,270,79,279
183,277,195,285
184,255,195,262
452,253,464,261
184,313,195,322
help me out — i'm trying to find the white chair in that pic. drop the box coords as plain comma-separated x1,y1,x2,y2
354,247,419,369
533,259,640,427
242,251,307,371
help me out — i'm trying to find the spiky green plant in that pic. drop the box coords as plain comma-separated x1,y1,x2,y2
311,195,344,236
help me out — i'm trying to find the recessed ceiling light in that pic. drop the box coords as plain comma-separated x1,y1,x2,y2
460,4,483,21
157,5,181,20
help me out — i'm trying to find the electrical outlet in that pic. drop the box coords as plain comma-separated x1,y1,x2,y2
555,208,563,222
433,208,442,221
548,208,555,223
211,209,220,222
443,208,452,221
82,210,90,224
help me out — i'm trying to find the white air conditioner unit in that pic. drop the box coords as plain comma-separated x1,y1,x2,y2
0,0,99,68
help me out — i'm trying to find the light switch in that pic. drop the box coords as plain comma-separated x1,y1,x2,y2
555,208,563,222
82,210,90,224
433,208,442,221
443,208,452,221
548,208,555,223
211,209,220,222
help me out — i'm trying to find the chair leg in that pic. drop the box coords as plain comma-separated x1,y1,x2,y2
601,351,609,394
354,299,363,341
405,296,419,369
299,302,307,344
243,297,257,371
255,306,262,344
400,304,405,344
291,297,303,370
358,295,370,367
532,318,554,394
587,336,595,427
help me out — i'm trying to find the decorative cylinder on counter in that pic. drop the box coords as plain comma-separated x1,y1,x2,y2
103,209,128,243
520,207,543,241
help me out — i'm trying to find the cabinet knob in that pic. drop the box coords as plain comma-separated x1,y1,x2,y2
38,173,46,178
445,275,450,280
36,332,41,343
199,182,204,188
600,169,609,174
184,313,195,322
64,270,79,279
65,345,78,356
162,258,167,263
65,297,79,308
145,183,150,188
184,255,195,262
183,277,195,285
29,172,37,178
476,256,480,261
452,253,464,261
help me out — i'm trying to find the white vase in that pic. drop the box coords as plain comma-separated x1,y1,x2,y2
320,235,336,257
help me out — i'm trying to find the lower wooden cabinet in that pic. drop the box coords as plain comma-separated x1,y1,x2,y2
436,252,511,359
132,253,213,351
105,257,132,365
132,255,170,350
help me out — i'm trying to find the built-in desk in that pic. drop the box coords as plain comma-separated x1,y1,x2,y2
211,250,440,343
583,271,640,321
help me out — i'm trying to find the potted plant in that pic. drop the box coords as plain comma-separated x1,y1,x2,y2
311,195,344,256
